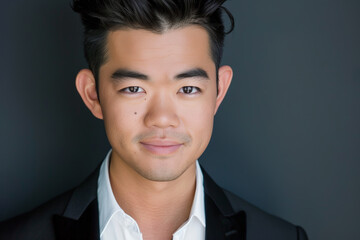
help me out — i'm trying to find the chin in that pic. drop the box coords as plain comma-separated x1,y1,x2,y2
133,159,194,182
137,169,183,182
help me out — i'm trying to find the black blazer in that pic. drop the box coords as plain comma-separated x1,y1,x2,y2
0,167,308,240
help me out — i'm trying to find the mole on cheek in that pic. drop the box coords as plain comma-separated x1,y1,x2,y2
134,112,137,115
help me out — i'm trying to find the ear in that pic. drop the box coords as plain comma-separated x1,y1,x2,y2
75,69,103,119
214,65,233,115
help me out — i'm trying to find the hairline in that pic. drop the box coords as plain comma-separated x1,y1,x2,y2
95,24,219,86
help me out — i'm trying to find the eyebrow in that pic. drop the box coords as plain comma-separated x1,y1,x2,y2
110,67,209,82
111,69,148,81
175,68,209,80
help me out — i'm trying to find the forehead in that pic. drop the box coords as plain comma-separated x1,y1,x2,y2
103,26,214,72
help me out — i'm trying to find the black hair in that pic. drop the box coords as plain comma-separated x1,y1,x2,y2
72,0,234,89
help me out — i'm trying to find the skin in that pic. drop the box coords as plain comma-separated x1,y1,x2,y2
75,25,233,240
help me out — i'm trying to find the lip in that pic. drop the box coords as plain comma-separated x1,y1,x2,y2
140,140,183,155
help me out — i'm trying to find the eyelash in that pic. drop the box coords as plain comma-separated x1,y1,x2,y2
119,86,201,95
178,86,201,94
120,86,145,94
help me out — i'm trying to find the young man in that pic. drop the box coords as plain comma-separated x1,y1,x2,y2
0,0,307,239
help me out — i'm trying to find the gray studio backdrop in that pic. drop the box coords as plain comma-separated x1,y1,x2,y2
1,0,359,239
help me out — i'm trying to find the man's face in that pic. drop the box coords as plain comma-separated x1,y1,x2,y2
85,26,231,182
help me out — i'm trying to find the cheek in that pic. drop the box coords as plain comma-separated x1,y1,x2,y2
102,100,142,146
185,108,214,160
181,100,215,142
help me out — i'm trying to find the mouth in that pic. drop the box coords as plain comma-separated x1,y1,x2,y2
140,140,183,155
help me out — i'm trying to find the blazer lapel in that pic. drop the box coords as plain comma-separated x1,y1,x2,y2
53,200,99,240
52,164,245,240
53,167,101,240
202,167,246,240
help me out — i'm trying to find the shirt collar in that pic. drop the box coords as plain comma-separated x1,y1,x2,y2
190,160,206,227
97,149,206,235
97,150,122,235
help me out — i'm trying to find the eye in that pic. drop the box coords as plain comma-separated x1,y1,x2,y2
178,86,201,94
120,86,145,94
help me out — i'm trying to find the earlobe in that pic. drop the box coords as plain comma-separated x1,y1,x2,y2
214,65,233,115
75,69,103,119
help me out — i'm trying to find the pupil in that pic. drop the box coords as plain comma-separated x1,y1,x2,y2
130,87,138,92
184,87,192,93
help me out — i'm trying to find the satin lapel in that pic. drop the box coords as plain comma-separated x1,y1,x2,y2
202,167,247,240
52,163,245,240
53,200,99,240
53,167,101,240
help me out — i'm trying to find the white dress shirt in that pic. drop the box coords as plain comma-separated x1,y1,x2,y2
98,150,206,240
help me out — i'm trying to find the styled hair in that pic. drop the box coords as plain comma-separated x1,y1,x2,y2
72,0,234,88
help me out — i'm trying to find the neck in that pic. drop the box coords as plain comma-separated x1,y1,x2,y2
109,156,197,240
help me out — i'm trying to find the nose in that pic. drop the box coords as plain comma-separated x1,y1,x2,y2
144,92,180,129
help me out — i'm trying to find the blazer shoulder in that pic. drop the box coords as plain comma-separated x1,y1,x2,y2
223,189,308,240
0,189,73,240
